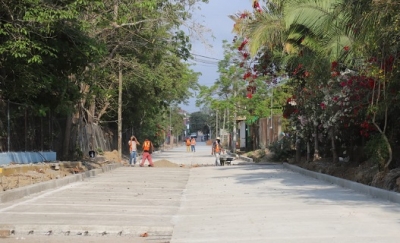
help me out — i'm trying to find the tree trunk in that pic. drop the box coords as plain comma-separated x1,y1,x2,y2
313,123,321,160
87,95,96,124
251,123,256,150
383,134,393,171
86,95,95,151
62,114,73,160
307,140,311,162
255,123,259,150
330,127,338,163
295,137,301,163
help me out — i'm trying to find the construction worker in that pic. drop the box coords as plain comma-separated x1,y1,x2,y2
140,138,155,167
128,135,140,166
190,136,196,152
185,137,191,152
211,137,224,166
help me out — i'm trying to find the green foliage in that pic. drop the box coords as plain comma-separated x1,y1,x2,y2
268,137,294,162
364,134,389,171
73,145,83,161
189,111,209,133
0,0,103,114
96,147,104,155
257,149,266,158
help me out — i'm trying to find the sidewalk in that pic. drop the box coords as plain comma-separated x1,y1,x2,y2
0,143,400,242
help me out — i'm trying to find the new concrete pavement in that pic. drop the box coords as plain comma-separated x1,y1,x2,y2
0,142,400,242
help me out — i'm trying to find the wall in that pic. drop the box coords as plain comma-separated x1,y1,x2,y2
0,152,57,165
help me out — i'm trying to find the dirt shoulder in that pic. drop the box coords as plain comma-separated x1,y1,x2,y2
0,150,183,192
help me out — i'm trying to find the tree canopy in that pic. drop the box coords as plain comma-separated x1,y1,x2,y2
225,0,400,169
0,0,208,157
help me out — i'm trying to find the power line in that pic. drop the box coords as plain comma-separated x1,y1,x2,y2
190,53,223,61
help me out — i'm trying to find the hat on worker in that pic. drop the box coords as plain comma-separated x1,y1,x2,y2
216,137,220,140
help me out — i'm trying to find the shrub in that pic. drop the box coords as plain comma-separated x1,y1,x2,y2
96,147,104,155
364,134,389,171
268,136,294,162
73,145,83,160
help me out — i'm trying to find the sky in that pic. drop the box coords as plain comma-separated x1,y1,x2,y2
180,0,252,113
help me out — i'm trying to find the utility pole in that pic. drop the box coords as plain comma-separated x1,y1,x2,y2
232,89,237,153
115,0,122,162
169,106,172,145
216,110,219,138
118,57,122,162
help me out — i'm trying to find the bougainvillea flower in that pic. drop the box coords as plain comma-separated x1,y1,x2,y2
253,0,260,9
247,93,253,99
368,79,375,89
243,72,251,80
252,0,262,12
331,61,338,70
344,46,350,51
347,79,353,86
331,71,340,77
360,121,369,128
320,103,326,109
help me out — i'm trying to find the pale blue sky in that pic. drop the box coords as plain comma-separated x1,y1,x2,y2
180,0,252,113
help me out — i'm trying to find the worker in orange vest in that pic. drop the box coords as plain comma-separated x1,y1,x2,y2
140,138,155,167
190,137,196,152
185,137,191,152
211,137,224,166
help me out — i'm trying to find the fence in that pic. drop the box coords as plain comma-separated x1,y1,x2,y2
259,116,282,149
0,99,61,153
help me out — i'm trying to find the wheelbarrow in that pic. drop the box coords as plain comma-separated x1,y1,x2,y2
220,155,234,166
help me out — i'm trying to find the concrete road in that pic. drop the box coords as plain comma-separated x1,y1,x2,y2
0,143,400,243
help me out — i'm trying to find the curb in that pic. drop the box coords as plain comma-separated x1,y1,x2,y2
226,152,254,163
283,162,400,204
239,155,253,163
0,163,121,204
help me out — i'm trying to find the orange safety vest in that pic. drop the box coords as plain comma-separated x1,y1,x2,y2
143,140,151,151
214,142,221,153
186,139,191,146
